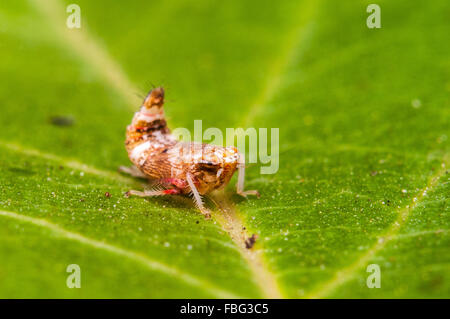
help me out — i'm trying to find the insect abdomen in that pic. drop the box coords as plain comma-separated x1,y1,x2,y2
125,88,176,178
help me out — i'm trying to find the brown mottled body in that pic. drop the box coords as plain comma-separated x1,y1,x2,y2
123,87,258,217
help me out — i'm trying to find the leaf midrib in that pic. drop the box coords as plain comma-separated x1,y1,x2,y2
27,0,321,299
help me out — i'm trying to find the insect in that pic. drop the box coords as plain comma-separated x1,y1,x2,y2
120,87,259,218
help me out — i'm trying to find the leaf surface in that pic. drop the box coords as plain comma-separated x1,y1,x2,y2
0,0,448,298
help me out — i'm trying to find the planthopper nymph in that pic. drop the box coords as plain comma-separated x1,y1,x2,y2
120,87,259,218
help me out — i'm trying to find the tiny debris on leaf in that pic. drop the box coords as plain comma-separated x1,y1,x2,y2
245,234,258,249
49,115,75,127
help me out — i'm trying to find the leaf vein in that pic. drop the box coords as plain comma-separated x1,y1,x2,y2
0,209,242,298
305,157,449,298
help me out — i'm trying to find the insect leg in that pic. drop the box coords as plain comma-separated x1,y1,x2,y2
236,156,260,198
125,187,180,198
118,165,148,178
186,173,211,219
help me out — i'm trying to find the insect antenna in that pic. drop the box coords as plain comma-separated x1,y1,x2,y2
133,91,146,102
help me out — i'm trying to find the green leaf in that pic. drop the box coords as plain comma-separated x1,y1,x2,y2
0,0,448,298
